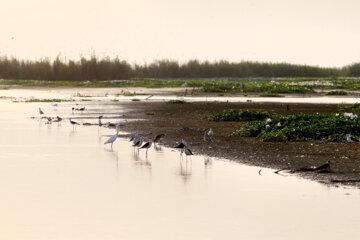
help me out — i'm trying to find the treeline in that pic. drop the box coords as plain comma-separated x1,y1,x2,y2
1,56,360,81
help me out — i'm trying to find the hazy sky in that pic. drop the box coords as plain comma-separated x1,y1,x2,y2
0,0,359,67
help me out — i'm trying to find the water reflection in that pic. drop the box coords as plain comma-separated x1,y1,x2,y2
131,150,152,168
179,158,192,182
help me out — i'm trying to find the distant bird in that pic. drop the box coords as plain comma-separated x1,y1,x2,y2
184,146,193,156
346,134,359,143
174,139,187,149
69,118,80,125
56,116,62,121
104,123,120,149
139,138,153,156
47,117,52,122
105,91,109,97
130,132,139,142
208,128,214,137
286,104,290,112
133,136,143,148
39,107,44,115
72,107,85,111
346,134,358,156
51,103,58,107
154,134,165,144
174,139,187,156
98,115,103,126
204,129,212,142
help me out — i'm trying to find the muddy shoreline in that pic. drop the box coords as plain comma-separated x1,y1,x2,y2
118,100,360,187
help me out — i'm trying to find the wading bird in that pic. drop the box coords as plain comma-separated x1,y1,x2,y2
174,139,187,156
39,107,44,115
204,129,212,142
346,134,359,156
133,136,143,152
130,132,139,142
154,134,165,144
69,118,80,128
139,138,153,157
105,91,109,97
98,116,103,126
104,123,120,149
56,116,62,121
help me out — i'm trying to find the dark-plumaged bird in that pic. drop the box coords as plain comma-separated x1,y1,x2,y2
184,146,193,156
154,134,165,143
56,116,62,121
174,139,187,148
69,118,80,125
39,107,44,115
139,138,153,156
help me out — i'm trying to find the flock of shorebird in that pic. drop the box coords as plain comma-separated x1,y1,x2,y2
38,105,214,159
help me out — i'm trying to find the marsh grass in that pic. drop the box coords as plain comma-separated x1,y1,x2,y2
325,90,348,96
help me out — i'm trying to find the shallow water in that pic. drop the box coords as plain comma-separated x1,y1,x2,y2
2,87,360,104
1,94,360,239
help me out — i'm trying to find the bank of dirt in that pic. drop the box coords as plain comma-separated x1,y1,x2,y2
119,101,360,187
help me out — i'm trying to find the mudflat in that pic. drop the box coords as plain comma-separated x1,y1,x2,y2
120,101,360,187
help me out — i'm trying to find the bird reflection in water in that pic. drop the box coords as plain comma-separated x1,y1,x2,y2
180,158,192,182
132,150,152,168
104,148,119,171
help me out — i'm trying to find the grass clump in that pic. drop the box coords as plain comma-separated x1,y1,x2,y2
209,109,270,122
131,98,140,101
232,113,360,142
165,99,187,104
341,103,360,113
325,90,348,96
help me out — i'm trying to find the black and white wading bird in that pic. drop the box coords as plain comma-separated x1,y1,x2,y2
69,118,80,129
139,138,153,157
130,132,139,142
174,139,187,156
133,136,144,153
39,107,44,115
154,134,165,144
104,123,120,149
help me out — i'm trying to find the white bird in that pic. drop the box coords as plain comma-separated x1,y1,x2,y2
51,103,58,107
346,134,359,143
139,138,153,156
105,91,109,97
104,123,120,149
208,128,214,137
39,107,44,115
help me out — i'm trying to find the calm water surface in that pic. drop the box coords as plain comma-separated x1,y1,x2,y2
0,91,360,240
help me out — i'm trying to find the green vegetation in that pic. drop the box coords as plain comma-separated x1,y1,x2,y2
146,112,156,115
325,90,348,96
232,113,360,142
165,99,187,104
131,98,140,101
209,109,270,122
340,103,360,113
